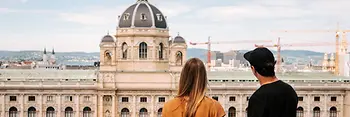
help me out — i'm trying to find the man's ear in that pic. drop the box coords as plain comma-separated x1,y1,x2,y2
251,66,257,73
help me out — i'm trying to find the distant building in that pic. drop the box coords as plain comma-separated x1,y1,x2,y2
211,51,224,62
223,50,237,64
32,48,65,70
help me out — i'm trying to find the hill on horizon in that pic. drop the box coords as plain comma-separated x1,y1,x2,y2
0,48,324,65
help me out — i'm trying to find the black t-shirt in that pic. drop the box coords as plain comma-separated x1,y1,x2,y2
247,80,298,117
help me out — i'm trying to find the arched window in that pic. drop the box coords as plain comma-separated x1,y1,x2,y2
157,108,162,117
121,108,130,117
159,43,164,59
156,14,163,21
139,108,148,117
104,50,112,64
28,107,36,117
122,42,128,59
46,107,55,117
9,107,18,117
65,107,73,117
141,13,147,20
313,107,320,117
330,107,337,117
297,107,304,117
123,13,130,20
139,42,147,59
176,51,183,66
83,107,91,117
228,107,236,117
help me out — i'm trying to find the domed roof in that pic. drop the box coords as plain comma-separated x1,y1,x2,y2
101,35,115,43
173,33,186,43
118,0,167,29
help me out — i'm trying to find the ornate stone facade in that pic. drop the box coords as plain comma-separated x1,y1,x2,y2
0,1,350,117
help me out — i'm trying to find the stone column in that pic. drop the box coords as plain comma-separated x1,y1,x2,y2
2,94,5,117
99,95,104,117
151,95,155,117
58,94,62,117
20,94,24,117
307,94,311,117
222,94,226,112
133,95,136,117
344,91,350,117
112,95,115,117
153,42,157,60
39,94,43,117
240,94,243,117
340,94,344,117
76,94,80,117
323,94,327,117
94,95,98,117
131,40,134,59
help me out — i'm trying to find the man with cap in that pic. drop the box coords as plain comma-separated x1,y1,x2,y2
244,47,298,117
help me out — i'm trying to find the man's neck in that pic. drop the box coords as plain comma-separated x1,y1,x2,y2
258,76,279,85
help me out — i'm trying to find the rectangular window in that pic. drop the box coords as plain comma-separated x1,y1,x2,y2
84,96,90,102
212,96,218,101
28,96,35,101
140,97,147,102
10,96,16,101
331,97,337,101
47,96,53,102
158,97,165,102
298,97,303,101
314,97,320,101
229,96,236,101
122,97,129,102
65,96,73,102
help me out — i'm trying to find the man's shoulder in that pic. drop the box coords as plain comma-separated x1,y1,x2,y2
255,80,296,96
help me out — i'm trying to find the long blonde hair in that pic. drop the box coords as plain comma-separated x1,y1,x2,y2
177,58,208,117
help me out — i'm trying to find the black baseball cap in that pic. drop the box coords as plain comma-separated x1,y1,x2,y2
244,47,276,76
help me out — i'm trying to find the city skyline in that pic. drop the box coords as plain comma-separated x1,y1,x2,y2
1,0,350,52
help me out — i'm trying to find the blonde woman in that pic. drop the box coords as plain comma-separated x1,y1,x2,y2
162,58,225,117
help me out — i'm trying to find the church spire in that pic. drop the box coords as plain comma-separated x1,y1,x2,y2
52,48,55,54
44,48,47,54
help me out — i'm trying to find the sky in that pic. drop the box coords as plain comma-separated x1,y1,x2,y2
0,0,350,53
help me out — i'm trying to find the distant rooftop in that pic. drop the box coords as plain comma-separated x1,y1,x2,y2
208,71,349,80
0,69,97,79
0,69,348,81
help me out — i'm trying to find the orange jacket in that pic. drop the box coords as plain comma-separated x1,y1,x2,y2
162,96,225,117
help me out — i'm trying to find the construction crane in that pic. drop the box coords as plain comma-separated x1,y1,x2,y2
271,23,350,75
256,37,349,74
189,37,273,70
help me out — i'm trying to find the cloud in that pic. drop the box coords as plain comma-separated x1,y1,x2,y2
193,0,350,23
151,1,194,18
0,8,9,13
0,8,55,14
57,5,129,25
57,1,194,26
20,0,28,3
195,4,311,22
59,13,112,25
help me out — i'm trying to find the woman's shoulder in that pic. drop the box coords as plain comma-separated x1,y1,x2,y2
163,97,182,111
202,96,226,117
202,96,220,105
